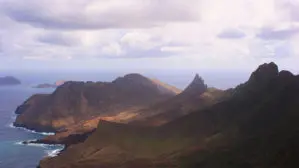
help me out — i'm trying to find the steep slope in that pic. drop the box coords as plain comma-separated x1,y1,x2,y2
14,74,180,132
39,62,299,168
131,74,225,126
33,74,214,145
177,66,299,168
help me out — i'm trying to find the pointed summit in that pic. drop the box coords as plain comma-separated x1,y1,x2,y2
182,74,207,95
249,62,279,83
234,62,280,95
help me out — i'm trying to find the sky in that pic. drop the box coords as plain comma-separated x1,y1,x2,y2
0,0,299,72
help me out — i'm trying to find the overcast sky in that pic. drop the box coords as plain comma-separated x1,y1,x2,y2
0,0,299,71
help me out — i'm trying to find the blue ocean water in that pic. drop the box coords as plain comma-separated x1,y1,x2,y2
0,85,63,168
0,70,249,168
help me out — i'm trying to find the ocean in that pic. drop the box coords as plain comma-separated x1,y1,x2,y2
0,85,64,168
0,70,249,168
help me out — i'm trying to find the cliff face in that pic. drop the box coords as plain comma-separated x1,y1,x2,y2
33,74,223,145
39,62,299,168
0,76,21,85
130,74,225,126
14,74,180,132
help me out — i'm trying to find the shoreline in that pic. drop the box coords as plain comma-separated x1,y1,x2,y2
8,113,65,158
15,139,65,157
9,123,55,136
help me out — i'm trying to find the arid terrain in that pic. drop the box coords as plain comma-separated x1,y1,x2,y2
11,62,299,168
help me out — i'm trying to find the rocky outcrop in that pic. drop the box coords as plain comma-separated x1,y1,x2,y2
14,74,180,132
181,74,207,96
0,76,21,85
31,74,219,145
130,74,224,126
39,62,299,168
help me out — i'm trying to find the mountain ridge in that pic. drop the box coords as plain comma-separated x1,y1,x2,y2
38,62,299,168
13,73,180,132
130,74,224,126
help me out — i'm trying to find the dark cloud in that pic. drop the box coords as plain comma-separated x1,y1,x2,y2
1,0,198,30
217,29,246,39
5,9,123,30
256,27,299,40
37,33,79,46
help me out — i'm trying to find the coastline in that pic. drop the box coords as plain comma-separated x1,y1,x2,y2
9,112,64,158
9,123,55,136
15,140,64,157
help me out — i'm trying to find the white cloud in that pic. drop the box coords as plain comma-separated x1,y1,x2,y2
120,32,159,50
101,42,124,56
0,0,299,70
0,0,200,30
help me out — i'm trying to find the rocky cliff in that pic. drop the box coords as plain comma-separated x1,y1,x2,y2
14,74,180,132
130,74,225,126
39,62,299,168
33,74,221,145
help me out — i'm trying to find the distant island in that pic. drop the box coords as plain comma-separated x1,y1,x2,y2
33,80,66,88
0,76,21,86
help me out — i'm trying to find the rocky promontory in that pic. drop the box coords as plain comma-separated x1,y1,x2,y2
130,74,225,126
13,74,180,133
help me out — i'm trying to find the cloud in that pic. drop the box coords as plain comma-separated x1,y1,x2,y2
256,27,299,40
217,28,246,39
37,32,80,46
281,1,299,22
1,0,299,71
0,36,2,53
99,40,182,58
249,40,294,58
103,46,174,58
0,0,200,30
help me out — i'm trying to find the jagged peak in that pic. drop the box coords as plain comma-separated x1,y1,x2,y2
193,73,204,84
181,74,207,95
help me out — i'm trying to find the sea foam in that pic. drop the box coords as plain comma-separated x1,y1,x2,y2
45,148,63,157
7,112,55,135
9,124,55,136
15,140,64,157
10,112,63,157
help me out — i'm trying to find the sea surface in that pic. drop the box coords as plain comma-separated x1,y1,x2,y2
0,85,64,168
0,70,250,168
